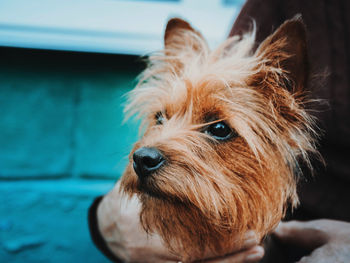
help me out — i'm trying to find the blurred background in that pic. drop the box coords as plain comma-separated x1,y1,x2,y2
0,0,244,262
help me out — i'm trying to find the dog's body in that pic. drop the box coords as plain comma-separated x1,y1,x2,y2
120,17,319,262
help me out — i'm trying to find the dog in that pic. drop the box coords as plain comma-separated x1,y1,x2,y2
119,16,319,262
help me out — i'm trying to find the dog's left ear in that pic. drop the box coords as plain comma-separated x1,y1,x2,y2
256,15,308,92
164,18,207,55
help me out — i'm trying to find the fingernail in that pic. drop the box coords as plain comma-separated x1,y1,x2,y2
244,230,256,240
245,246,264,262
244,237,259,248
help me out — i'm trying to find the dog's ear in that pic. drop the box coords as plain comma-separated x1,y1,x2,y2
256,15,308,92
164,18,207,55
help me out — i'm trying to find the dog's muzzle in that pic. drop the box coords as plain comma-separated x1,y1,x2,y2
133,147,165,179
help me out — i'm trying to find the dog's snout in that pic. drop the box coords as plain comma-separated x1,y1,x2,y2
133,147,165,178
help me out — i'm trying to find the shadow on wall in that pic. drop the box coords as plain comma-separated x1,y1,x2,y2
0,47,143,262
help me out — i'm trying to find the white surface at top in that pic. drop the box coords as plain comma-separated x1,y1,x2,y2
0,0,241,55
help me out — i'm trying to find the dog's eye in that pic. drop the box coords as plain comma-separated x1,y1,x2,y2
205,121,235,140
155,112,165,125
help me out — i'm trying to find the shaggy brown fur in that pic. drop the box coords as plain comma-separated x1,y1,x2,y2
120,16,319,262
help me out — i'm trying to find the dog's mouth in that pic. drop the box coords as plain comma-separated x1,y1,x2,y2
136,176,166,199
133,167,180,201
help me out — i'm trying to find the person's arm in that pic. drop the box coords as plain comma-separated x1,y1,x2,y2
273,220,350,263
229,0,284,44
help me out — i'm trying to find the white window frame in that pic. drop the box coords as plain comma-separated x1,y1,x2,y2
0,0,241,55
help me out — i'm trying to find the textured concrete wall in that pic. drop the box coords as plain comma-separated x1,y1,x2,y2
0,48,142,262
0,180,112,263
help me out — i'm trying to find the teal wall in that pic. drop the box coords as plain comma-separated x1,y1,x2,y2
0,48,141,262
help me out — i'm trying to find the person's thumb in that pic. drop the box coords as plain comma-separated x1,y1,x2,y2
273,221,328,250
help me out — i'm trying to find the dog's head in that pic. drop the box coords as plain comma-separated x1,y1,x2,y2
120,17,318,260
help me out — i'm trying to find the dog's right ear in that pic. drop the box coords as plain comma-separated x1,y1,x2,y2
255,15,309,93
164,18,207,55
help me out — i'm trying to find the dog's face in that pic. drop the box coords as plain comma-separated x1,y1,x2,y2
121,17,318,260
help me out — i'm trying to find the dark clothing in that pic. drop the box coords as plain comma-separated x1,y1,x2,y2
230,0,350,221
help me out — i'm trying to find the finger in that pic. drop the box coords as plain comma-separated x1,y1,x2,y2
244,246,265,263
273,221,328,249
240,231,260,250
204,246,264,263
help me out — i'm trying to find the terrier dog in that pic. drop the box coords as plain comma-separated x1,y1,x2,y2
120,16,319,261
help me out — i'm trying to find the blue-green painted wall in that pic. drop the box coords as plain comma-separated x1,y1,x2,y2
0,48,142,262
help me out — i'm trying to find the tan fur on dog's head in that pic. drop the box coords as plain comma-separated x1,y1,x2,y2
120,16,319,261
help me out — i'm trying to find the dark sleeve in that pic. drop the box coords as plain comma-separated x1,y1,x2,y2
229,0,285,44
88,196,123,263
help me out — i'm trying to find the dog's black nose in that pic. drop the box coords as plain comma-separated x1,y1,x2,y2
133,147,165,178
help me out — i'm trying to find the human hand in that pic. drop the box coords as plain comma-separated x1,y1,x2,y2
96,181,178,262
273,219,350,263
95,181,264,263
198,243,264,263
